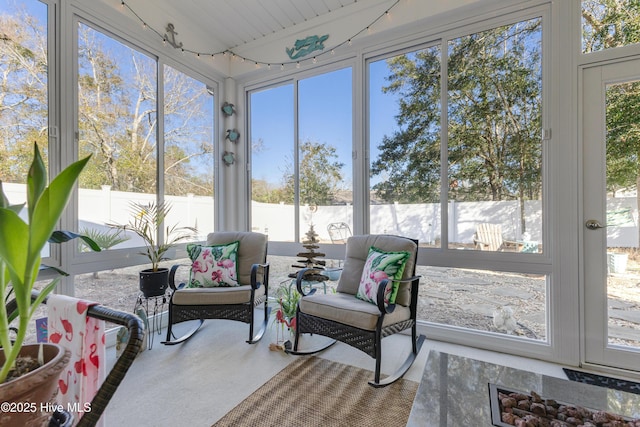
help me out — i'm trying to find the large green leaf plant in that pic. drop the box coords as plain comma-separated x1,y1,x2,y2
0,144,95,384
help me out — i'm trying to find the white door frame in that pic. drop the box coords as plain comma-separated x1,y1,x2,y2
582,58,640,372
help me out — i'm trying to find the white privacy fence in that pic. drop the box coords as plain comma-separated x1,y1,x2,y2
277,198,639,247
3,184,214,249
4,183,639,248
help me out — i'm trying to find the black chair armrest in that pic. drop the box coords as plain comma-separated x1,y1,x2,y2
169,263,191,291
295,268,317,297
250,262,270,290
6,291,145,427
376,275,421,314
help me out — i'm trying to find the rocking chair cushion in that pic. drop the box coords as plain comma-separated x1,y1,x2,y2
186,241,239,288
207,232,268,285
356,246,410,305
172,284,265,305
337,235,417,306
299,292,411,331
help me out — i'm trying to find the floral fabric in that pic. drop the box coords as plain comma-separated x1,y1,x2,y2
187,241,240,287
48,294,105,426
356,246,410,305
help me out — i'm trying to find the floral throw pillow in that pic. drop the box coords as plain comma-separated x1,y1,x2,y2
187,241,240,287
356,246,410,305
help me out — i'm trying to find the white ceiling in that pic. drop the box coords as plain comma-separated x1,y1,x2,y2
101,0,484,76
112,0,389,55
174,0,361,50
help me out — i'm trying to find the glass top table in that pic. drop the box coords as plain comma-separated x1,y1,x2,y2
407,350,640,426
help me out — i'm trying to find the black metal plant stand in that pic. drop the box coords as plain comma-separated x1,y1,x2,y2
134,292,168,350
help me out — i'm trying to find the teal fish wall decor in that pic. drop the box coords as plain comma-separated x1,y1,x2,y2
286,34,329,60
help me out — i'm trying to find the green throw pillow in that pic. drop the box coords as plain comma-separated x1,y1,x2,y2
356,246,410,305
187,241,240,287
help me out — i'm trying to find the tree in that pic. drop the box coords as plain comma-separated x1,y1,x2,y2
77,25,140,191
371,49,442,204
1,6,215,199
371,18,543,223
605,81,640,198
582,0,640,52
0,7,49,182
281,139,345,205
447,20,542,210
163,67,215,196
77,24,214,196
251,178,288,203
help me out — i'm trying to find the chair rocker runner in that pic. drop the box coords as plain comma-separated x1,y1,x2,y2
163,231,270,345
287,234,426,387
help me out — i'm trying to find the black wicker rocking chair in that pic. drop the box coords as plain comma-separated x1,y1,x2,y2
163,231,270,345
288,234,425,387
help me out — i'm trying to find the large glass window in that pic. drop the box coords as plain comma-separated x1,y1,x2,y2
163,64,214,237
447,19,543,253
604,79,640,348
75,24,215,311
250,68,353,245
298,69,353,241
582,0,640,53
0,0,50,257
369,19,542,253
77,23,158,254
250,83,295,241
369,46,442,246
0,1,49,179
77,24,214,250
368,17,547,341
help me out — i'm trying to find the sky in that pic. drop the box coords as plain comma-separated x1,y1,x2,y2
250,62,403,187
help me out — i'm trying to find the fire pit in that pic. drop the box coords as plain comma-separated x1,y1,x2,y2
489,383,640,426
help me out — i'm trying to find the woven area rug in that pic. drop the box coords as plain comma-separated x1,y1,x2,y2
212,357,418,427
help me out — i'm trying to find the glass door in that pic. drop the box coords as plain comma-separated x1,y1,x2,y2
583,59,640,371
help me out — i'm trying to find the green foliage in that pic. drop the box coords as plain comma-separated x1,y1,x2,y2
605,81,640,195
1,10,214,197
281,139,345,205
78,227,130,251
109,201,197,271
0,144,93,384
371,19,543,205
251,179,288,203
272,283,301,329
582,0,640,52
253,139,344,205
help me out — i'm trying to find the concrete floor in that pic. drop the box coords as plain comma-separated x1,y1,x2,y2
102,312,565,426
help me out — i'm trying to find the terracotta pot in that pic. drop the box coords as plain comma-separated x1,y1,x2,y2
0,343,71,427
139,267,169,297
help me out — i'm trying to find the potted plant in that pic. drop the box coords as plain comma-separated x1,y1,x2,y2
270,283,300,349
110,201,196,297
0,143,98,424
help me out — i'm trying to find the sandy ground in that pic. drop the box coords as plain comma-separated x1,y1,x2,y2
66,251,640,347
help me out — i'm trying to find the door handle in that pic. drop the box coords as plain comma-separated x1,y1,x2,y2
585,219,606,230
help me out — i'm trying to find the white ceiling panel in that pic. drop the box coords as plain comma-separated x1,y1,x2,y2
102,0,483,66
112,0,363,53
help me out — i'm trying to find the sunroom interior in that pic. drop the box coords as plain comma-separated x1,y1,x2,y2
2,0,640,425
